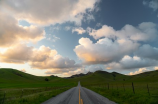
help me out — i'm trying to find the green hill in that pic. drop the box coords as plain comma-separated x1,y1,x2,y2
0,68,158,88
68,70,158,86
0,68,44,83
0,68,63,88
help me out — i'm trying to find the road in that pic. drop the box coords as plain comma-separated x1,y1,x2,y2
42,82,116,104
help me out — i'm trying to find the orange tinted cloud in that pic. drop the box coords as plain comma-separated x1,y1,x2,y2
0,44,81,70
0,12,45,47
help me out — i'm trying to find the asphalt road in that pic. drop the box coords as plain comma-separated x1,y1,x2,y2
42,82,116,104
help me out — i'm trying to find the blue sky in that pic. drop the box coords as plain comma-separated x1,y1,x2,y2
0,0,158,77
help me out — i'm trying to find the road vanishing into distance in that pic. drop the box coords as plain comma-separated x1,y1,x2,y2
42,82,116,104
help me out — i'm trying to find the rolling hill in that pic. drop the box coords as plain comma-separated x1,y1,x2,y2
0,68,158,88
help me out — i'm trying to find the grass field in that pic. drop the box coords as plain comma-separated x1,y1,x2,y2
0,68,158,104
0,86,71,104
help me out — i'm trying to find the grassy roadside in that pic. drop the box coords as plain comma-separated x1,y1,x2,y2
1,86,72,104
85,83,158,104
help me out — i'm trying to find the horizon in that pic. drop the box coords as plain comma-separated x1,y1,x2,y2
1,68,158,78
0,0,158,77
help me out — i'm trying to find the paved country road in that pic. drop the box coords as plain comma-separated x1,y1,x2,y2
42,82,116,104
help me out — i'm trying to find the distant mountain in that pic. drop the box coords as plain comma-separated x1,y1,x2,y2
67,71,93,78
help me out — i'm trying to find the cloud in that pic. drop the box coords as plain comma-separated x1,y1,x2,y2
143,0,158,11
88,22,158,42
30,55,81,70
62,67,87,77
86,65,103,72
74,22,158,71
0,44,33,63
105,55,158,70
0,0,99,25
155,66,158,70
135,44,158,60
96,23,102,27
46,34,60,42
45,69,73,74
65,26,72,31
72,27,86,34
45,67,87,77
60,65,103,77
74,37,139,64
0,12,45,47
0,44,81,71
128,68,148,75
20,69,26,73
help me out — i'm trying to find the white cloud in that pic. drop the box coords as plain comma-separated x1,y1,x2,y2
72,27,86,34
105,55,158,70
88,22,158,42
128,68,148,75
0,0,99,25
74,37,139,64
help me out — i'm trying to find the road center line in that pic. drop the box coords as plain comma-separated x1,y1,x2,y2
79,87,83,104
81,99,83,104
79,87,81,104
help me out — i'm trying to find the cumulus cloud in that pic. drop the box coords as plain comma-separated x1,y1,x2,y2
73,22,158,71
72,27,86,34
0,12,45,47
135,44,158,60
128,68,148,75
0,0,99,25
105,55,158,70
74,37,139,64
88,22,158,42
0,44,33,63
0,44,81,71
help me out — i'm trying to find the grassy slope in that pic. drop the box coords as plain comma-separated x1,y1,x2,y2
1,68,158,88
71,70,158,84
0,68,76,88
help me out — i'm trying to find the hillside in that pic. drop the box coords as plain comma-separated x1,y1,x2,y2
0,68,44,82
1,68,158,88
0,68,63,88
68,70,158,85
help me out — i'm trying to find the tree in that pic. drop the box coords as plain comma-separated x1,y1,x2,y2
45,78,49,81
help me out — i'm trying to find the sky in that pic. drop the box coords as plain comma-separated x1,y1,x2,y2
0,0,158,77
